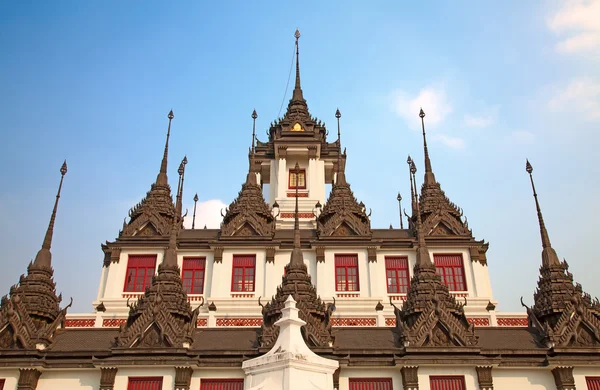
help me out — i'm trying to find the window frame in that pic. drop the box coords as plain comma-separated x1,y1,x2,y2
385,256,410,294
200,378,244,390
587,376,600,390
123,255,157,293
433,253,467,292
182,256,206,295
335,254,360,292
0,378,5,390
288,168,307,189
429,375,466,390
127,376,163,390
349,378,393,390
231,255,256,292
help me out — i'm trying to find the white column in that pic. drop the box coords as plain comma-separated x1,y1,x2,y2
277,158,287,198
308,158,316,197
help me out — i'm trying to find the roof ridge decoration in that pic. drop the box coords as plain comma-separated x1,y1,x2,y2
258,163,335,348
522,160,600,348
0,161,72,350
220,111,276,238
120,110,178,237
317,149,372,237
116,157,199,349
391,159,478,347
416,109,472,238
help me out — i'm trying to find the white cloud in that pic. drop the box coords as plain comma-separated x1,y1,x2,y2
463,114,494,129
392,85,453,128
508,131,536,145
430,134,465,150
183,199,228,229
548,78,600,120
547,0,600,55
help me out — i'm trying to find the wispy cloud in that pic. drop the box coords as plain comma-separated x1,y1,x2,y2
508,130,536,145
430,134,465,150
183,199,227,229
548,78,600,120
547,0,600,55
392,85,453,128
463,114,494,129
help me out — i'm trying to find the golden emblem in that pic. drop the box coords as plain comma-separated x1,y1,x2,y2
291,122,304,132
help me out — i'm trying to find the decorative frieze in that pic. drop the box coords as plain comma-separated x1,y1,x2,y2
476,366,493,390
552,366,575,390
400,366,419,390
496,317,528,327
174,367,193,390
102,318,127,327
99,367,118,390
17,368,41,390
216,318,263,327
280,212,315,219
331,317,376,327
64,318,95,327
467,317,490,326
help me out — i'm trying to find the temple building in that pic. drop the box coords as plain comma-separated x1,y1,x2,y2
0,31,599,390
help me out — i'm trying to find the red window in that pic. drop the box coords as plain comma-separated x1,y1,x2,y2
127,377,163,390
587,377,600,390
335,254,359,292
201,379,244,390
231,255,255,292
124,255,157,292
385,256,409,294
349,378,393,390
434,254,466,291
288,169,306,189
182,257,206,294
430,376,466,390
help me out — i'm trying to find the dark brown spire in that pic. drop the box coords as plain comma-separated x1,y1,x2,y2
526,160,559,266
156,110,174,186
292,29,303,102
251,109,257,154
407,156,417,219
192,193,199,230
420,108,436,185
34,161,67,268
412,163,434,271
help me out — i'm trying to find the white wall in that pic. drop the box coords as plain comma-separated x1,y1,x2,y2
0,369,20,390
37,370,100,390
574,367,599,389
493,368,556,390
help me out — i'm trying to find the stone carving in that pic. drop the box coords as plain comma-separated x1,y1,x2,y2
476,366,493,390
400,366,419,390
551,366,575,390
17,368,41,390
99,367,118,390
174,366,193,390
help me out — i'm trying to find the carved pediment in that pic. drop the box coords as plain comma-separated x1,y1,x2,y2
234,222,259,237
139,222,159,237
121,184,177,237
419,182,472,237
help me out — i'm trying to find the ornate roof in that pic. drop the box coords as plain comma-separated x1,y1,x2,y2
259,164,335,348
317,153,372,237
121,111,177,237
220,154,275,238
522,160,600,348
0,161,71,349
116,162,199,349
392,165,477,347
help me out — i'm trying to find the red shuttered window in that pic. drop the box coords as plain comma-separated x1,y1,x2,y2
200,378,244,390
430,376,466,390
124,255,157,292
385,256,409,294
288,169,306,189
433,254,467,291
231,255,256,292
127,377,163,390
335,254,359,292
0,379,5,390
182,257,206,294
587,377,600,390
349,378,393,390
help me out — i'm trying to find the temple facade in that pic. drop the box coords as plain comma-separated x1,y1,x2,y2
0,31,599,390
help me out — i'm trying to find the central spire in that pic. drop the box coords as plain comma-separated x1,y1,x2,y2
156,110,174,187
420,108,436,185
292,29,304,102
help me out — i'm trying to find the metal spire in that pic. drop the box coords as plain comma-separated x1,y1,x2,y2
407,155,416,216
251,109,257,154
336,108,341,144
192,193,199,229
411,161,433,269
34,160,67,268
176,156,187,218
397,192,404,229
526,160,560,266
290,29,305,103
156,110,174,186
420,108,436,185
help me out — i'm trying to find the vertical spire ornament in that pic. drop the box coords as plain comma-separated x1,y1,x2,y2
156,110,174,186
336,108,341,144
251,109,257,154
192,193,199,229
176,156,187,218
420,108,436,185
397,192,404,229
294,29,301,91
407,155,417,217
34,160,68,268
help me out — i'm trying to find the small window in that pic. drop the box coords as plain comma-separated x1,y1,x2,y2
201,378,244,390
288,169,306,189
434,254,467,292
587,377,600,390
124,255,157,292
182,257,206,294
385,256,409,294
127,377,163,390
335,254,359,292
349,378,393,390
231,255,256,292
430,376,466,390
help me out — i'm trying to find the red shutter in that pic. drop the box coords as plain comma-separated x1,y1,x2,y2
124,255,157,292
430,376,466,390
335,254,358,267
349,378,393,390
433,254,463,267
385,256,408,269
200,378,244,390
127,377,163,390
587,377,600,390
233,255,255,267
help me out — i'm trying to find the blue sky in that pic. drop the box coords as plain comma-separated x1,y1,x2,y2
1,1,599,312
